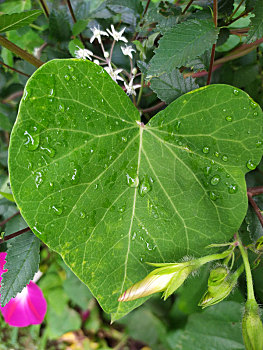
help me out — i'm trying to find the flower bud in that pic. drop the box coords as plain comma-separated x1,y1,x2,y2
242,299,263,350
199,265,243,308
104,51,109,58
118,261,197,302
255,236,263,252
132,67,137,75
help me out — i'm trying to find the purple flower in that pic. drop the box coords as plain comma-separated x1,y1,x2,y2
0,252,47,327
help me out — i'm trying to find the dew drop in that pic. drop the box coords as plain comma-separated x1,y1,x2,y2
51,205,63,215
48,88,55,97
210,175,220,186
203,166,212,176
246,160,256,170
250,101,257,109
24,131,40,151
228,184,238,194
202,146,210,154
68,65,74,72
222,155,228,162
126,171,139,188
256,140,263,147
35,171,43,188
58,104,65,112
209,191,218,201
214,152,219,158
233,89,239,96
80,211,86,219
139,175,153,197
225,116,232,122
64,75,70,81
121,136,127,143
118,205,126,213
175,120,181,131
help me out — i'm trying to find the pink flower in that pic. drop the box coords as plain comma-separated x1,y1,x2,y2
0,252,47,327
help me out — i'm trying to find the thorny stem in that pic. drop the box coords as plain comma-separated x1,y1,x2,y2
247,193,263,229
140,101,165,114
0,212,20,227
0,227,31,245
0,36,43,68
226,8,252,26
0,61,30,77
143,0,151,17
2,90,24,104
206,0,217,85
228,0,245,21
38,0,49,18
237,232,255,301
66,0,86,47
182,0,195,15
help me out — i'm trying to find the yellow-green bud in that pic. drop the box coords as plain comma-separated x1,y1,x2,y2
199,265,243,308
242,299,263,350
118,261,197,302
255,236,263,252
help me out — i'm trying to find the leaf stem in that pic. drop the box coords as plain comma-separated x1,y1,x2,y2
2,90,24,104
140,101,165,114
206,0,217,85
247,193,263,229
0,227,31,245
66,0,86,47
143,0,151,17
182,0,195,14
38,0,49,18
0,36,43,68
237,232,255,300
0,212,20,227
136,73,144,106
228,0,245,21
0,60,30,77
226,8,252,26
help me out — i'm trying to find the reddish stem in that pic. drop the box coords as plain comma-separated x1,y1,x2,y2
140,101,165,114
0,227,31,245
247,193,263,228
0,61,30,77
247,186,263,197
0,211,20,227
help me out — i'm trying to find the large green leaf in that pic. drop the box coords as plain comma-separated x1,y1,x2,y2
0,10,42,33
166,301,245,349
147,19,219,78
9,60,263,319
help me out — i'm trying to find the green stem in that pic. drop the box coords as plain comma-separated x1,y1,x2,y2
38,0,49,18
237,232,255,300
136,73,144,106
0,36,43,68
196,248,233,266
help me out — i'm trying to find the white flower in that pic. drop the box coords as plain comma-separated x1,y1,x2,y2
74,47,93,60
104,65,124,82
124,78,140,96
93,59,100,65
121,44,136,59
107,24,128,42
33,47,40,58
90,26,108,44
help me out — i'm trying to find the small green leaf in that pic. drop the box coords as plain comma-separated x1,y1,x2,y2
106,0,143,14
147,19,219,78
247,0,263,43
72,19,89,36
9,60,263,319
0,10,42,33
150,69,199,104
0,231,40,306
0,191,15,202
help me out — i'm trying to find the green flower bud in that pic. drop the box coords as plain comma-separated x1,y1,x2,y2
242,299,263,350
255,236,263,252
199,265,243,308
118,260,197,302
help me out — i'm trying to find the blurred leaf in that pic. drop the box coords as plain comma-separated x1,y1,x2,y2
216,35,240,53
68,38,84,57
72,19,89,36
106,0,143,14
118,306,167,348
0,0,31,14
147,20,219,78
7,28,44,54
49,10,71,42
0,10,42,33
247,0,263,43
0,113,12,132
0,231,40,306
46,288,69,314
166,302,245,350
150,69,199,104
0,191,14,202
1,48,14,67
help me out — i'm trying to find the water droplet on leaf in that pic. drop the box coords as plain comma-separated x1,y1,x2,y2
246,160,256,170
228,184,238,194
202,146,210,154
225,116,232,122
210,175,220,186
24,131,40,151
139,175,153,197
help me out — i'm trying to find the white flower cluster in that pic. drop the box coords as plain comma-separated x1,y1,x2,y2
74,24,140,96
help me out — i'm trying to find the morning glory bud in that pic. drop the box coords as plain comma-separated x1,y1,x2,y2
199,265,243,308
242,299,263,350
118,260,198,302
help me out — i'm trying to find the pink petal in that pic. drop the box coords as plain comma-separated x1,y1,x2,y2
0,281,47,327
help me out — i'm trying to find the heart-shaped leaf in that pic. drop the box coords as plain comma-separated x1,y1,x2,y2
9,60,263,320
